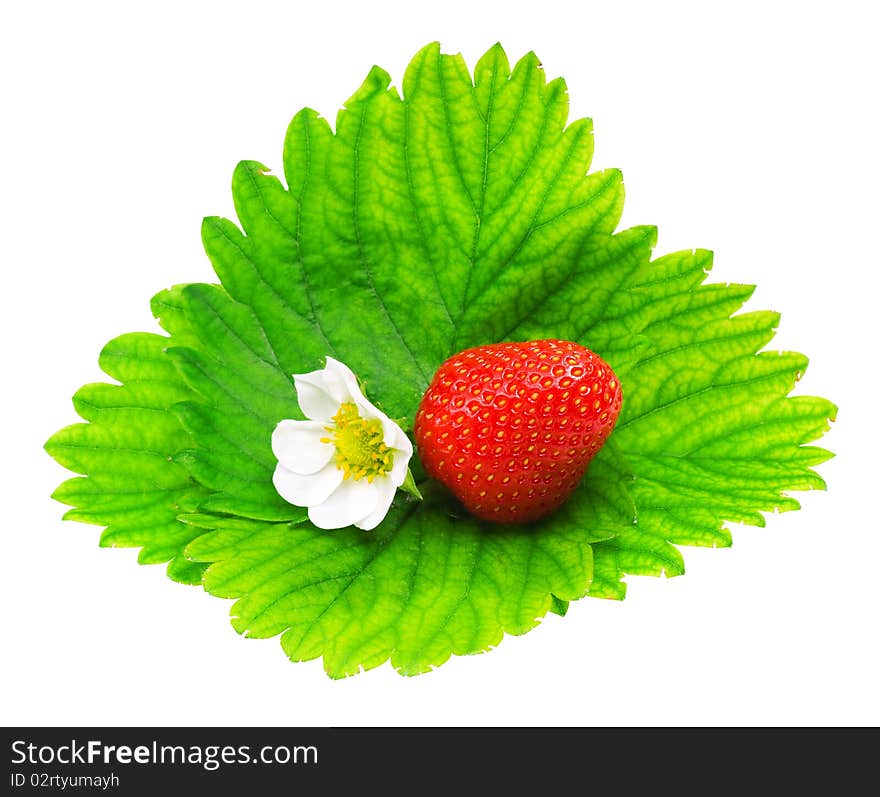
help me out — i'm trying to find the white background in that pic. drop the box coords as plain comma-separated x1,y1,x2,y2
2,0,878,726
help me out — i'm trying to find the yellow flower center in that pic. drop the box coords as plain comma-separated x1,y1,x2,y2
321,402,394,482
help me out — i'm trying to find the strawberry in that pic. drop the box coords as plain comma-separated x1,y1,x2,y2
414,339,622,523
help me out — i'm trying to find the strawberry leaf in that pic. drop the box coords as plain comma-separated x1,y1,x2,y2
46,333,211,584
588,249,836,597
47,43,834,675
179,455,624,678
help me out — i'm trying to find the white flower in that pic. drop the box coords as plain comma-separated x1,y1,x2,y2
271,357,414,531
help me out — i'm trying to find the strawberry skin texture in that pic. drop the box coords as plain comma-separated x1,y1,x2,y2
414,339,622,524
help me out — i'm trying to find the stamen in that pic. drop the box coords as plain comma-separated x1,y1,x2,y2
326,402,395,481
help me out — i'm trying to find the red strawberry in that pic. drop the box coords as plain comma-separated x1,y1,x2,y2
414,339,622,523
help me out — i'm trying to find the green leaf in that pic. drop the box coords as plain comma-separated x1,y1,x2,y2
46,333,211,583
47,42,835,674
181,453,624,677
582,249,835,597
151,282,307,521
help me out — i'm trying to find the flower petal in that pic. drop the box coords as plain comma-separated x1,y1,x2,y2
354,477,397,531
321,356,388,417
293,369,344,421
322,356,379,416
389,451,411,487
307,477,380,530
381,416,413,453
379,418,413,486
272,419,335,475
272,461,343,508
